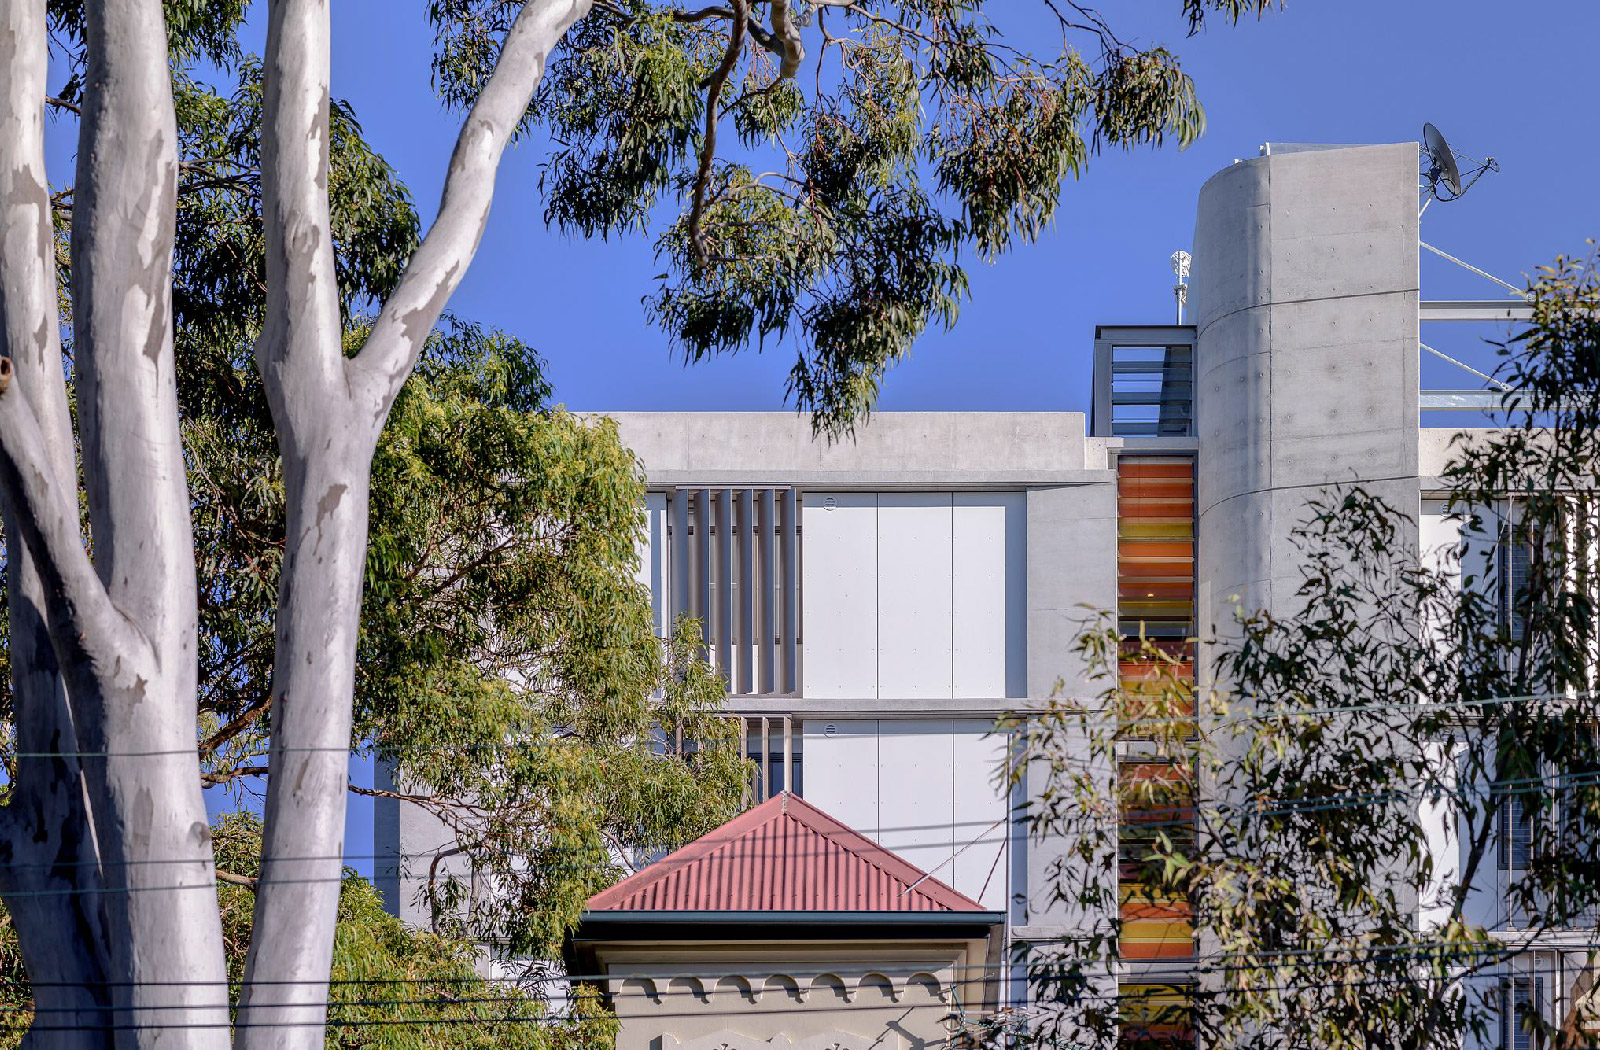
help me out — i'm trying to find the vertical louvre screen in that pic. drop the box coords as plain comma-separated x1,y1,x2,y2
737,715,802,803
1500,502,1532,645
666,488,799,695
1499,974,1541,1050
1118,983,1194,1050
1116,455,1197,963
1117,457,1196,724
1117,456,1196,645
1118,761,1196,961
1496,763,1535,872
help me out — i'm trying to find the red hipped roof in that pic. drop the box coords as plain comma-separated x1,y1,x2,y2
585,793,988,913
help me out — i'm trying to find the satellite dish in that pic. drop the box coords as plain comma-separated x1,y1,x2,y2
1423,122,1462,198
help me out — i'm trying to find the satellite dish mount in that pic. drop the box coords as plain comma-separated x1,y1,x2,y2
1421,122,1498,205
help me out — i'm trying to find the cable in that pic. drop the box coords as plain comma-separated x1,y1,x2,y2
1420,241,1528,298
4,761,1600,891
11,686,1600,762
0,961,1582,1035
1421,341,1511,391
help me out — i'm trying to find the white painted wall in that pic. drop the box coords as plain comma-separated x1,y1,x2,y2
800,493,879,698
878,496,955,698
802,720,879,827
953,494,1027,698
803,719,1010,910
800,491,1026,699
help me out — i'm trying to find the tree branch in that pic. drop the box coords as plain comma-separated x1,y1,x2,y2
0,361,142,667
687,0,747,266
353,0,596,422
766,0,804,78
201,766,270,787
198,694,274,759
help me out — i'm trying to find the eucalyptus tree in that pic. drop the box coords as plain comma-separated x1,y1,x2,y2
0,0,1277,1046
0,813,619,1050
1009,257,1600,1050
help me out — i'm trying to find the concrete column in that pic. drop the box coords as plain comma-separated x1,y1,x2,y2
1189,142,1424,966
1192,142,1420,653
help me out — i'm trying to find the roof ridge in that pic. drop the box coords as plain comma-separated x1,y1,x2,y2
585,792,989,913
771,794,987,911
584,795,788,911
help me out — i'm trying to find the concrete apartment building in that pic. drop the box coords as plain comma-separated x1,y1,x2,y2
379,141,1566,1049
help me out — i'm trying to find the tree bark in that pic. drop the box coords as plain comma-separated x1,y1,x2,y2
69,0,229,1045
0,2,113,1046
237,3,592,1047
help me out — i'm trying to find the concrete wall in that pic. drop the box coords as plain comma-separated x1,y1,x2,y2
1192,142,1421,644
610,412,1098,487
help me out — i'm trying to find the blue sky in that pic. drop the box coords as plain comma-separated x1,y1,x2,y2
299,0,1596,880
301,1,1600,415
44,3,1600,877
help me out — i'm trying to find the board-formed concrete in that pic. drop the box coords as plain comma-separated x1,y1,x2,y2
1192,143,1421,647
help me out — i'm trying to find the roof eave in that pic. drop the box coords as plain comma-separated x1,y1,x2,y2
579,909,1006,925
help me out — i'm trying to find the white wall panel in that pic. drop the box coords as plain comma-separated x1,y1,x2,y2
801,720,879,834
642,493,667,636
877,720,955,879
878,494,954,699
951,721,1009,908
953,494,1026,698
801,492,878,698
1001,493,1028,698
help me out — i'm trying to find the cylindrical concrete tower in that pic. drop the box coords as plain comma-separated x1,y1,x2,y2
1191,142,1421,652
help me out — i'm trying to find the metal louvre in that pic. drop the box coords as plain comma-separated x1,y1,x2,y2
666,487,799,695
1091,326,1198,438
738,714,801,804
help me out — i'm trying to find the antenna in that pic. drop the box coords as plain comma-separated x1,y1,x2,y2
1420,122,1498,205
1171,250,1192,325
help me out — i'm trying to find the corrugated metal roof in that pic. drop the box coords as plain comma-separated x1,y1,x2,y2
585,793,988,913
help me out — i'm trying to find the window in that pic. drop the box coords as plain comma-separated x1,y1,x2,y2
1495,760,1536,873
1498,974,1543,1050
1119,983,1194,1050
740,715,802,801
1499,509,1534,644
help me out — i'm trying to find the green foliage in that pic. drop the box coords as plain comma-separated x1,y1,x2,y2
426,0,1281,432
46,0,251,104
9,6,750,984
0,813,618,1050
1010,254,1600,1050
213,813,618,1050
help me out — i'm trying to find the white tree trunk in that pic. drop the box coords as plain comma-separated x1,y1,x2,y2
0,3,113,1046
0,0,232,1046
236,3,592,1048
70,2,232,1046
2,1,593,1046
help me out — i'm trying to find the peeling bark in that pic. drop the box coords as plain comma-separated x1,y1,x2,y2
0,3,112,1046
68,0,229,1045
237,2,593,1047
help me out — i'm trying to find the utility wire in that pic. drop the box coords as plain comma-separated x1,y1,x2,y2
0,962,1583,1034
11,686,1600,762
3,763,1599,891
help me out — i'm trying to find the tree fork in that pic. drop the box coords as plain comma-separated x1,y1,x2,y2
239,3,593,1046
